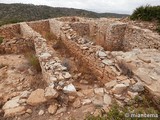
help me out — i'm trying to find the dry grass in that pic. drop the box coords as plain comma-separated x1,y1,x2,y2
45,32,57,41
29,75,47,89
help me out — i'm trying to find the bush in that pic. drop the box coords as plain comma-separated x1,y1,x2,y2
130,5,160,22
0,36,3,44
130,5,160,34
25,52,41,72
0,19,23,27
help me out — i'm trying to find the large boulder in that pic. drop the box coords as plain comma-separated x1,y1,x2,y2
27,89,47,106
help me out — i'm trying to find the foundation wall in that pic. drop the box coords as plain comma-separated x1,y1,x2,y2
27,20,50,38
124,26,160,51
0,24,21,39
49,20,118,83
0,37,34,54
20,22,72,87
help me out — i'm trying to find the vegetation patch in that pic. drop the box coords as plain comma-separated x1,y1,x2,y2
130,5,160,21
24,52,41,73
0,18,23,27
130,5,160,34
84,93,159,120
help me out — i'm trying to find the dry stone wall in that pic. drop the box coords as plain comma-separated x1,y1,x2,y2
20,22,72,89
27,20,50,38
68,18,160,51
49,19,119,84
0,24,21,39
49,19,64,39
124,26,160,51
69,22,90,37
0,37,34,54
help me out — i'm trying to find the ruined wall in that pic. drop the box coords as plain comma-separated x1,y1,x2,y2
0,37,34,54
27,20,50,38
20,23,72,87
104,22,127,51
124,26,160,51
74,18,160,52
70,22,90,37
49,20,119,83
0,24,21,39
49,19,63,38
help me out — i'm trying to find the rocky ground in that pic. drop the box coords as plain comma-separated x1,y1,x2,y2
0,45,158,120
0,17,160,120
120,17,158,33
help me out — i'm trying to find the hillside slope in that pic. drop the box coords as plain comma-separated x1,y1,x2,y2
0,3,129,26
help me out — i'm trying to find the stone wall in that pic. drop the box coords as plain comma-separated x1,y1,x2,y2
67,18,160,52
49,20,119,84
0,37,34,54
70,22,90,37
20,23,72,88
27,20,50,38
49,19,64,39
124,25,160,51
0,24,21,39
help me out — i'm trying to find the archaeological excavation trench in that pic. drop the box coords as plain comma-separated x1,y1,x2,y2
26,18,160,105
0,17,160,119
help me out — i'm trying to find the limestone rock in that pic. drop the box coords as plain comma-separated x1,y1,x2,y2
4,106,26,117
44,87,59,99
131,82,144,92
92,95,103,106
63,72,72,79
73,98,81,108
48,104,58,114
103,94,112,105
56,107,67,114
3,97,20,110
94,88,104,96
26,109,32,114
27,89,47,106
112,84,128,94
63,84,76,93
98,51,107,57
40,53,51,60
102,60,113,66
38,110,44,116
81,89,94,97
20,91,30,98
82,99,92,105
105,80,117,89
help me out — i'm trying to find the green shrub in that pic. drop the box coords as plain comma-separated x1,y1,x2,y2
0,36,3,44
130,5,160,33
0,19,23,27
25,52,41,72
130,5,160,22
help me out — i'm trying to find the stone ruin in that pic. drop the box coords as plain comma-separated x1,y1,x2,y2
0,17,160,119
